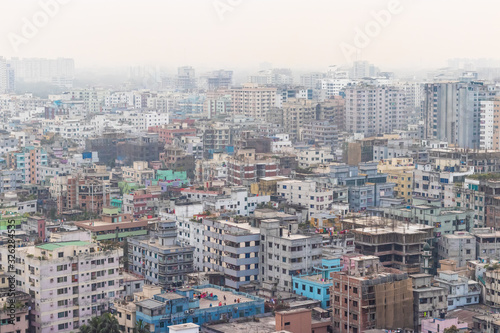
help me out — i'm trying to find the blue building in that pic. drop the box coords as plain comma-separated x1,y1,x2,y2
135,285,265,332
292,258,342,309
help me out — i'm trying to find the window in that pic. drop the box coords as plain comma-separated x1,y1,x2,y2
126,314,131,320
58,252,64,258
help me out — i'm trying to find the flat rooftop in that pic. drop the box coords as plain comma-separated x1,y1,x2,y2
37,241,92,251
197,287,254,309
296,274,331,285
205,314,276,332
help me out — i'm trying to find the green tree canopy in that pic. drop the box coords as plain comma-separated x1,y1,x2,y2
80,312,120,333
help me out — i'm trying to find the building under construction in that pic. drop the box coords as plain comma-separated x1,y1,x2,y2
340,215,434,274
331,256,414,332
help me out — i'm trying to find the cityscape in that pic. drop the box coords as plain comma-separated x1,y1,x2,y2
2,1,500,333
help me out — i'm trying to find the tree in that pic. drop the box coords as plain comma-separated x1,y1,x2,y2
133,320,149,333
80,313,120,333
444,325,460,333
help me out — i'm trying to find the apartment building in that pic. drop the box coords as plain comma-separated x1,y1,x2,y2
344,85,407,136
229,83,277,121
175,216,205,272
296,147,335,168
410,274,448,332
277,179,345,219
122,161,155,185
281,98,317,141
203,187,270,217
122,187,161,218
15,146,48,184
128,220,194,289
203,218,260,290
423,81,496,148
413,163,474,207
0,241,122,333
377,157,415,204
437,231,476,267
260,219,323,293
226,148,279,186
434,271,480,310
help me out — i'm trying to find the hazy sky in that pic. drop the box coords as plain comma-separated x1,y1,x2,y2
1,0,499,71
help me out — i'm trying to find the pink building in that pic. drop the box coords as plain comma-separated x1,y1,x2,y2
421,317,468,333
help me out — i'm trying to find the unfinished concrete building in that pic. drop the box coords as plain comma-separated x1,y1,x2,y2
331,256,414,333
341,216,434,274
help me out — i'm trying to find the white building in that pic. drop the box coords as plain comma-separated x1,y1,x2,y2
434,271,480,310
296,147,334,168
277,179,340,219
480,100,495,149
0,241,122,333
204,187,270,216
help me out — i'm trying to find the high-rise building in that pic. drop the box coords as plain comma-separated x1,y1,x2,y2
344,85,407,136
203,218,260,289
8,57,75,87
199,69,233,90
230,83,277,121
0,56,6,93
128,220,194,289
259,219,323,293
176,66,196,91
423,82,497,148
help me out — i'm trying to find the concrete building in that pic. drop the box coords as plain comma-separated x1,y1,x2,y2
128,220,194,289
330,163,396,211
413,163,474,207
226,148,279,187
410,274,448,332
483,267,500,307
292,257,343,308
471,228,500,259
0,291,31,333
423,81,497,148
260,219,323,293
434,271,480,310
204,187,270,217
122,161,155,185
281,98,317,141
15,146,48,184
377,157,415,204
275,308,331,333
74,207,149,241
135,285,264,332
420,317,468,333
344,85,407,136
277,179,346,219
230,83,277,121
341,215,434,274
203,218,260,290
437,231,476,267
331,256,414,333
175,216,205,272
0,240,122,333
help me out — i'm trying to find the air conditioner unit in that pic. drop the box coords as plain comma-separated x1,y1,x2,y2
189,309,194,314
184,310,190,314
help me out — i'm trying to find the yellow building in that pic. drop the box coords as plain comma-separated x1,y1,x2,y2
378,157,415,204
250,176,289,196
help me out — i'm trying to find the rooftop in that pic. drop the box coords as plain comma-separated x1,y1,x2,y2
36,241,93,251
196,287,254,309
